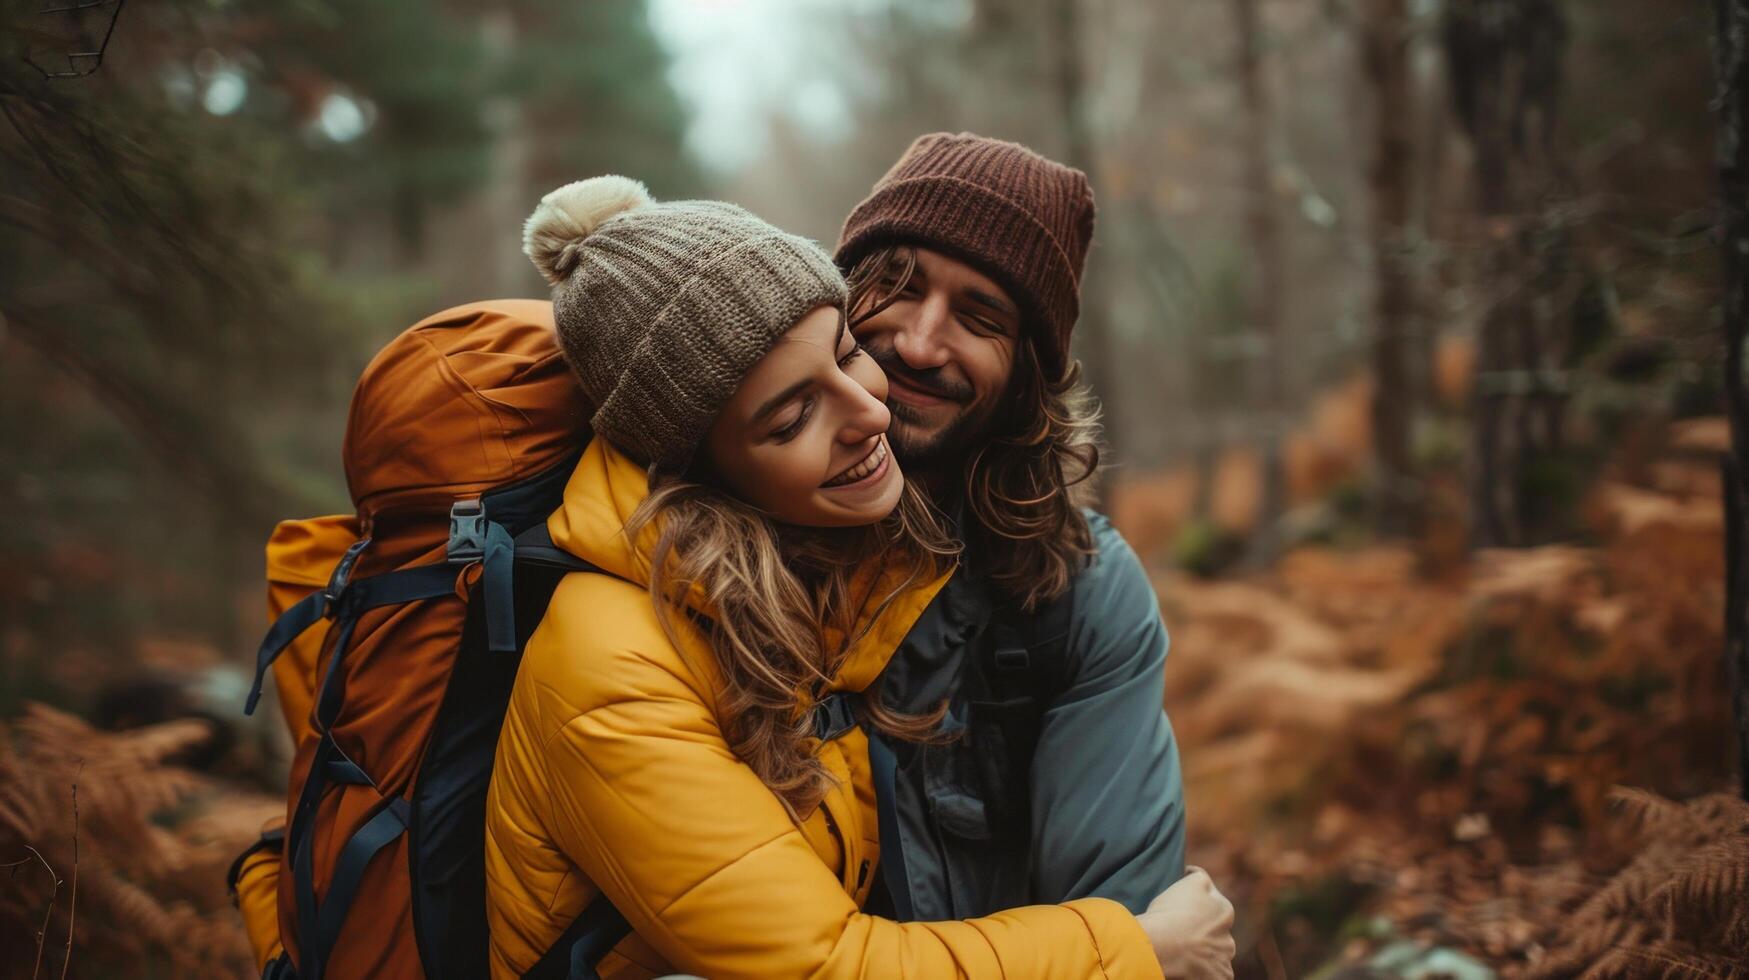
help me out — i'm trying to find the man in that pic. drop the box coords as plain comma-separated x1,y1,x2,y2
834,132,1193,922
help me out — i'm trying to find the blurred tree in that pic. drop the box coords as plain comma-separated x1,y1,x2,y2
1360,0,1416,533
0,1,365,709
245,0,496,260
1233,0,1289,551
1442,0,1572,547
1047,0,1125,485
427,0,701,301
718,0,976,246
503,0,700,198
0,0,696,715
228,0,698,289
0,13,349,533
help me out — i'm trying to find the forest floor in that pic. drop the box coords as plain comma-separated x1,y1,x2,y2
1131,414,1746,978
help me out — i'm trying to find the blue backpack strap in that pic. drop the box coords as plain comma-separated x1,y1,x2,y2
512,522,601,573
315,796,413,957
811,691,860,742
866,730,917,921
244,538,371,716
243,542,468,717
454,503,613,653
279,553,460,980
448,500,518,652
521,898,633,980
965,588,1075,845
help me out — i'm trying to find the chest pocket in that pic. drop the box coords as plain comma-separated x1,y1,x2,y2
907,709,1032,918
921,742,992,841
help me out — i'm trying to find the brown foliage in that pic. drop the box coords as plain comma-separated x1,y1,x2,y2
1528,791,1749,980
1152,419,1736,977
0,704,278,979
1109,372,1378,558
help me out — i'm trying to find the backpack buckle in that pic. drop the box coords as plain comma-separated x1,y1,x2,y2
810,693,859,742
993,646,1031,672
447,499,488,564
322,538,372,607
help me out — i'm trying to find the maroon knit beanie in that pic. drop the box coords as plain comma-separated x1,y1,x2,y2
836,132,1096,381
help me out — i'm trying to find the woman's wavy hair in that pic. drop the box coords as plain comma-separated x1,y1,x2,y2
845,244,1103,611
624,470,958,820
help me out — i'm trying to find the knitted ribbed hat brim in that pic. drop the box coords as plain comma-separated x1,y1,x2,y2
592,233,846,472
531,181,849,474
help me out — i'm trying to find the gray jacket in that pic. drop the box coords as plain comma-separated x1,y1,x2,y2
872,510,1186,919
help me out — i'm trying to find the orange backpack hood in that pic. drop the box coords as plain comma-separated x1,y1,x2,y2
344,298,591,538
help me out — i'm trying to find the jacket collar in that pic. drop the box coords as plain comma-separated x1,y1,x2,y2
546,437,954,691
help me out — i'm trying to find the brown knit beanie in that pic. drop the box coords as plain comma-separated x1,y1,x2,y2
836,132,1096,381
524,176,847,472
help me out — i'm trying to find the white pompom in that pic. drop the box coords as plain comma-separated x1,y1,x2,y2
523,175,654,285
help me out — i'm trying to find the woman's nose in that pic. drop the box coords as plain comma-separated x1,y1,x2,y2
838,379,891,442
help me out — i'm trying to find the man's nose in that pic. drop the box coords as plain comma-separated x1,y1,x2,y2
891,293,953,371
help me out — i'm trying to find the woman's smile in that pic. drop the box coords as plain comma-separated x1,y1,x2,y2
820,437,890,489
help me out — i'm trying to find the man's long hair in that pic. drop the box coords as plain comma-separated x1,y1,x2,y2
845,245,1102,611
625,472,956,819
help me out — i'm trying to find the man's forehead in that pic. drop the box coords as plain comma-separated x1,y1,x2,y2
901,246,1018,312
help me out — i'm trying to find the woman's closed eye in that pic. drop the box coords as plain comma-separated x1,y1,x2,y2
772,398,815,442
770,343,866,442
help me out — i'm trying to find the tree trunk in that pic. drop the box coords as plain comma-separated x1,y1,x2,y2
1235,0,1289,552
1051,0,1123,495
1715,0,1749,799
1362,0,1416,535
1443,0,1568,548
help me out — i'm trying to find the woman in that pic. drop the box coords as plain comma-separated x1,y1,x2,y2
485,176,1235,980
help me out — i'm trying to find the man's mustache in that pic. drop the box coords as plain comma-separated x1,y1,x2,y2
865,345,974,403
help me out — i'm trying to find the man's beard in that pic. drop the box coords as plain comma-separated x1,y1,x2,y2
886,397,992,467
868,345,1000,470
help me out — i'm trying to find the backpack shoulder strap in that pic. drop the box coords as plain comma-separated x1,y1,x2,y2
966,583,1077,845
521,899,632,980
979,584,1076,723
511,523,600,574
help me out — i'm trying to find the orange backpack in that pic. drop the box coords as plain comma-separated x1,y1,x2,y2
237,300,630,980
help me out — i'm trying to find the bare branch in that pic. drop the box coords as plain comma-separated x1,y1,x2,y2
60,768,79,980
23,0,126,80
21,845,60,980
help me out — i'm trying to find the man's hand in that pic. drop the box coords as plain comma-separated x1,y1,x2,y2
1135,866,1236,980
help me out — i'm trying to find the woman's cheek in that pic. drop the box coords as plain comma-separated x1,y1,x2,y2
770,439,822,500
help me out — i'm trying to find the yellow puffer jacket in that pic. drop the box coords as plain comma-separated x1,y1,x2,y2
484,439,1163,979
